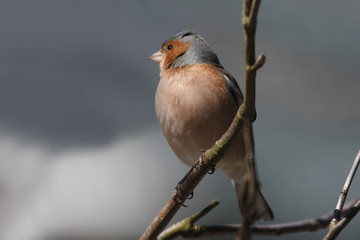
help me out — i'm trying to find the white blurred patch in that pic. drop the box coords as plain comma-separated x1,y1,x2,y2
0,129,183,240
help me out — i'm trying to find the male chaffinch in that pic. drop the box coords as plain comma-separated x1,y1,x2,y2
149,30,273,221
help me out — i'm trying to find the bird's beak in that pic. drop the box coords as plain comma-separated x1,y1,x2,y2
148,50,163,62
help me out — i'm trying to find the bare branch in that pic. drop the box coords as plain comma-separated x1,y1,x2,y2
250,54,266,71
157,200,219,240
323,149,360,240
324,199,360,240
331,149,360,223
158,198,360,239
249,0,261,27
238,1,264,239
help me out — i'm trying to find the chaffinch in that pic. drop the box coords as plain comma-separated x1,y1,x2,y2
149,30,273,221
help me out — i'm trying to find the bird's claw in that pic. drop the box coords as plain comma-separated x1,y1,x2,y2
208,167,215,174
172,185,189,207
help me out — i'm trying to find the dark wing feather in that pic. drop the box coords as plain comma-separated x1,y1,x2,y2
215,65,243,107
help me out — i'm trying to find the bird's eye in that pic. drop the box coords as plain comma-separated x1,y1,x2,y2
167,45,173,50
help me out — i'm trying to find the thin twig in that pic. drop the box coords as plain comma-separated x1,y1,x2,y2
323,149,360,240
238,1,263,239
157,200,219,240
159,198,360,239
250,54,266,71
242,0,261,121
331,149,360,224
189,200,220,222
324,199,360,240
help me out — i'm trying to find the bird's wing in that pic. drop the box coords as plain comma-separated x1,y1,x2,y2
215,65,243,107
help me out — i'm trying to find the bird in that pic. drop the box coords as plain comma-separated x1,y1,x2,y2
149,30,273,221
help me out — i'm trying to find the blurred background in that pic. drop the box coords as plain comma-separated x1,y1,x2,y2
0,0,359,239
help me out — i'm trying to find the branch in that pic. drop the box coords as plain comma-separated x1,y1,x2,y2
159,198,360,239
242,0,262,121
140,0,264,239
331,150,360,223
250,53,266,71
157,200,219,240
323,199,360,240
238,1,263,239
323,149,360,240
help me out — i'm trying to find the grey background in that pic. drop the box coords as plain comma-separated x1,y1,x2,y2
0,1,359,240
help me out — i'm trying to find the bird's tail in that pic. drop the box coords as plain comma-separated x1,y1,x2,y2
233,178,274,221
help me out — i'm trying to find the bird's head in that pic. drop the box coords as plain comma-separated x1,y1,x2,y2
149,30,220,71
